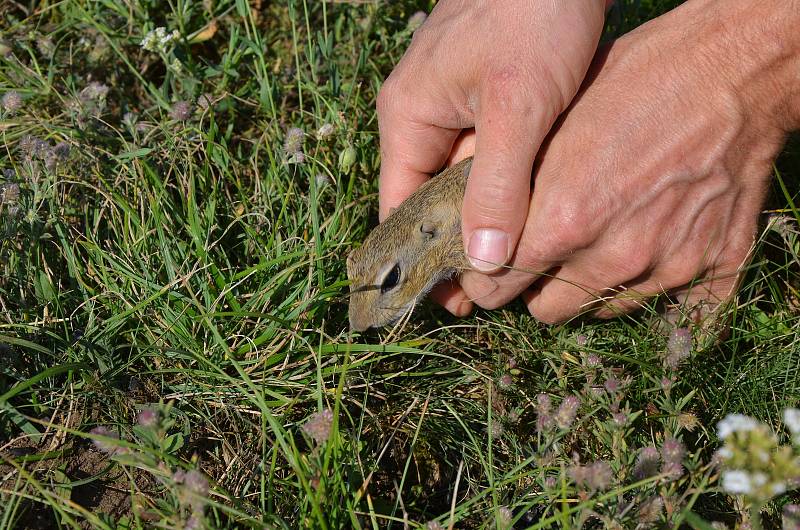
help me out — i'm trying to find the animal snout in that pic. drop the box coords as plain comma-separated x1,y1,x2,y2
348,309,371,332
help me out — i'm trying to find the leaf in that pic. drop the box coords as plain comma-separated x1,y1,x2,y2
36,271,55,302
189,20,218,44
0,402,41,439
113,147,153,162
51,465,71,502
164,432,184,454
0,363,86,402
683,510,717,530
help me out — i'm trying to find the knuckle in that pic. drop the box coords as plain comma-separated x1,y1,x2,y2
526,300,564,325
483,65,531,114
472,185,522,212
377,77,405,116
540,199,594,255
607,241,653,281
727,231,756,264
660,260,701,289
410,22,433,44
460,273,508,310
711,89,746,130
485,65,521,94
484,70,531,117
465,182,529,228
482,62,562,122
594,300,631,319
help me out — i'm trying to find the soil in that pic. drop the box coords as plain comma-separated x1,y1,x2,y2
0,437,154,529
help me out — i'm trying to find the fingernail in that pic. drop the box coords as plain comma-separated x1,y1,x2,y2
468,229,509,272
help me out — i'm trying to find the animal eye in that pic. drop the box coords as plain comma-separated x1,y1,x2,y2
380,264,401,294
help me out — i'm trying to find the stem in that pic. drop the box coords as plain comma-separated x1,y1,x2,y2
750,501,763,530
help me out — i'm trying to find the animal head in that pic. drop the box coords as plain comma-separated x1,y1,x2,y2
346,158,472,331
346,200,462,332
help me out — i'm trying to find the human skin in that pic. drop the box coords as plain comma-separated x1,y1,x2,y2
377,0,609,271
378,0,800,323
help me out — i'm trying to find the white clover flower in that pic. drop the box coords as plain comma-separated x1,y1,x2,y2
141,27,180,53
721,469,752,495
163,29,180,44
784,408,800,442
79,82,108,103
122,112,138,128
407,11,428,31
717,414,761,440
665,327,692,369
555,395,580,429
316,123,335,139
168,57,183,74
283,127,304,154
750,472,768,488
169,100,193,121
770,481,787,496
140,29,158,50
2,91,22,114
302,408,334,444
768,214,796,238
197,93,213,111
287,151,305,165
495,506,513,529
315,173,331,188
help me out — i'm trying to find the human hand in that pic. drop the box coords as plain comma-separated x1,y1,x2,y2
377,0,609,316
454,0,800,322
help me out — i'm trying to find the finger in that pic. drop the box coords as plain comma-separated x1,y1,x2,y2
665,270,741,317
460,170,593,310
377,77,461,221
591,255,704,320
656,238,754,335
592,250,748,320
429,280,473,317
458,200,577,310
592,282,662,319
462,70,559,272
446,129,476,165
673,234,755,312
459,257,545,310
523,236,651,323
522,269,606,324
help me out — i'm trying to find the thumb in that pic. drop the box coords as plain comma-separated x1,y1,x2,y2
462,94,552,273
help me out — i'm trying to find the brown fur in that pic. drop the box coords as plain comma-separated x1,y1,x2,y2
347,157,473,331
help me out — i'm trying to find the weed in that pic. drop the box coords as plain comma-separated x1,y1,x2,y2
0,1,799,529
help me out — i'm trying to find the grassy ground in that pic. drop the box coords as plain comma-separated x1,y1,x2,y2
1,1,800,528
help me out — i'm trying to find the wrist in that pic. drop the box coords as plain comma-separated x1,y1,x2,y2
745,0,800,131
695,0,800,131
774,3,800,130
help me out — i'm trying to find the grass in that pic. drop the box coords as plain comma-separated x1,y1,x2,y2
1,0,799,528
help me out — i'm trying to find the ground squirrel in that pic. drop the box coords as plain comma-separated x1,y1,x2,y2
346,157,473,331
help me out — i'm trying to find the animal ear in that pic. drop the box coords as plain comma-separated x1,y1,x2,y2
420,221,437,239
